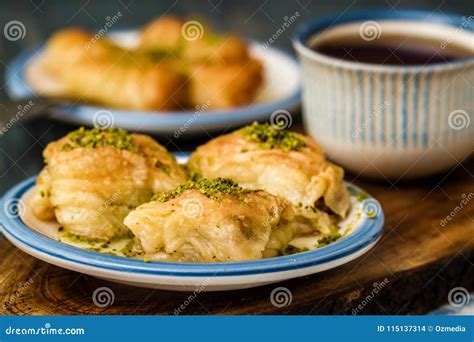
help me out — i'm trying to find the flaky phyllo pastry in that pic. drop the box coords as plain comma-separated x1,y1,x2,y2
27,16,263,110
138,16,264,109
29,125,351,262
29,127,186,240
188,122,350,249
124,178,293,262
28,28,188,110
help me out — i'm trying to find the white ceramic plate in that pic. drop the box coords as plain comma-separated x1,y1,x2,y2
6,31,301,134
0,155,384,292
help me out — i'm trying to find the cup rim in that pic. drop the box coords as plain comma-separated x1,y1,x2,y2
293,9,474,72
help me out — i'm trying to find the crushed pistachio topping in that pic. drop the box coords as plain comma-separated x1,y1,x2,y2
316,224,342,247
62,127,137,152
347,186,368,202
58,231,108,245
152,177,252,202
357,191,368,202
317,233,342,247
282,245,309,256
240,122,306,152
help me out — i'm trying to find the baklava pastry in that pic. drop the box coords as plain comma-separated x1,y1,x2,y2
61,58,187,110
189,59,263,109
138,16,264,108
139,16,185,53
29,28,187,110
29,127,187,240
188,122,350,235
139,16,250,64
124,178,294,262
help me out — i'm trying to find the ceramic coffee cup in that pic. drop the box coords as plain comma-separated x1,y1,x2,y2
293,10,473,179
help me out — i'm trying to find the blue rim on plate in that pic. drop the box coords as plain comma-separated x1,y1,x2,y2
293,9,474,70
5,36,301,133
0,176,384,277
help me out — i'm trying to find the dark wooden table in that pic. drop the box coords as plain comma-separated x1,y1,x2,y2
0,0,473,315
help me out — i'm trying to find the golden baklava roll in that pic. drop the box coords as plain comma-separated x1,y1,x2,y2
189,58,263,109
37,28,188,110
124,178,294,262
139,16,250,64
138,16,264,109
29,127,187,240
188,122,350,237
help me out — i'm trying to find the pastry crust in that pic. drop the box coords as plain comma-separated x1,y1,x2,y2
188,125,350,226
29,128,187,240
189,58,263,109
138,16,264,109
28,125,352,261
124,185,293,262
31,28,187,110
139,16,185,52
139,16,250,64
29,18,264,110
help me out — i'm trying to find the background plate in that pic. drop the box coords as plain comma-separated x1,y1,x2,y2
5,31,301,134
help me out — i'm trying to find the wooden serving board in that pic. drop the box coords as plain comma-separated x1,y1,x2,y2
0,159,472,315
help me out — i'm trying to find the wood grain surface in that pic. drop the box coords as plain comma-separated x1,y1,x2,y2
1,158,472,315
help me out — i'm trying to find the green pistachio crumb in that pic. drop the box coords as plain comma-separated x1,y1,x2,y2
317,233,342,247
86,247,102,253
121,240,139,258
152,177,252,203
347,186,358,196
282,245,309,255
63,127,137,152
240,121,306,152
60,231,108,245
357,191,369,202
